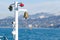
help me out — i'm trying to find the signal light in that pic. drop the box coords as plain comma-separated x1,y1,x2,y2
8,5,13,11
24,11,29,19
19,3,24,7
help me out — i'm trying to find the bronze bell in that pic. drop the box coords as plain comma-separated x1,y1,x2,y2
24,11,29,19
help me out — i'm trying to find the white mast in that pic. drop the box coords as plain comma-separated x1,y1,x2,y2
15,2,18,40
11,1,28,40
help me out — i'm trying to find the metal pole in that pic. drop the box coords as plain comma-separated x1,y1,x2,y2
10,1,28,40
14,2,28,40
15,2,18,40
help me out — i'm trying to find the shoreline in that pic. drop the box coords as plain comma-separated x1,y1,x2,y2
0,27,60,29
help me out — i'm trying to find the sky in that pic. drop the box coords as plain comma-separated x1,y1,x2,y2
0,0,60,19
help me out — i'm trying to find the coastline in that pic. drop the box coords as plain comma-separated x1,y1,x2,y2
0,27,60,30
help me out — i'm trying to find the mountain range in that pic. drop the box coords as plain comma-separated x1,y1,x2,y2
0,12,60,28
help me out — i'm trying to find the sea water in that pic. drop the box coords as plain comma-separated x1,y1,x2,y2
0,28,60,40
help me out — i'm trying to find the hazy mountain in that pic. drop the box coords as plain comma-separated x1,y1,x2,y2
0,12,60,28
29,12,54,19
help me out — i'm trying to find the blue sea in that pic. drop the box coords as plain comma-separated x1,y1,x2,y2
0,28,60,40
